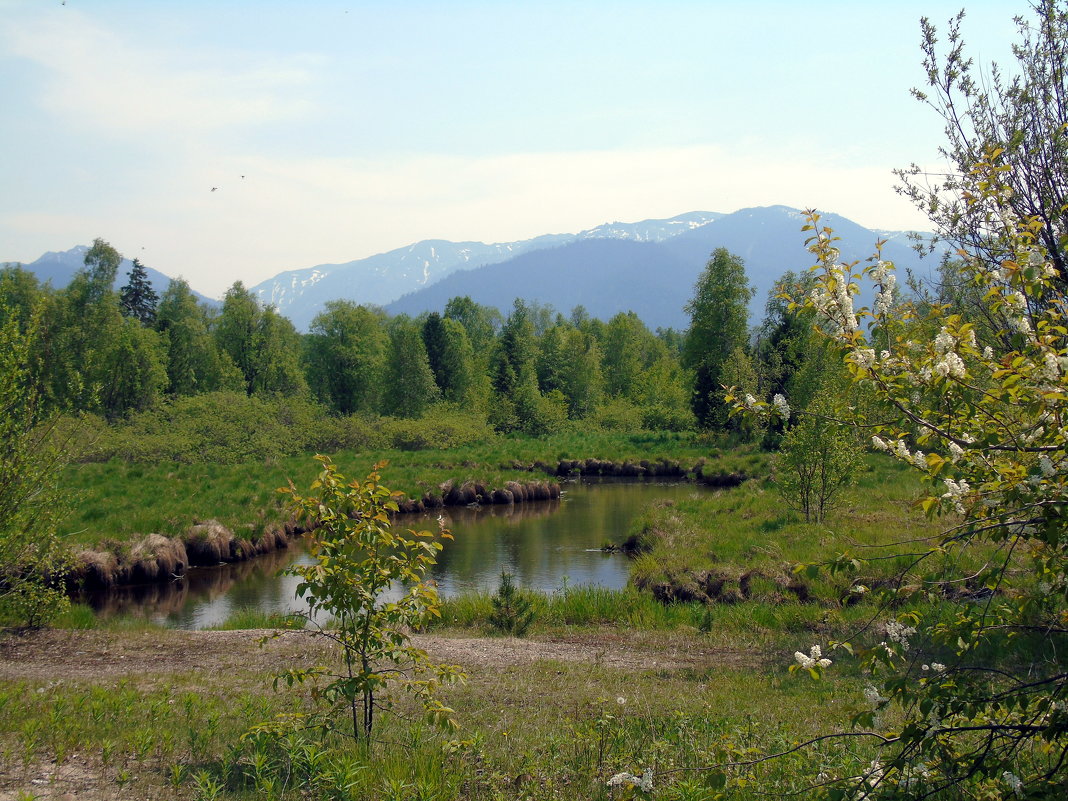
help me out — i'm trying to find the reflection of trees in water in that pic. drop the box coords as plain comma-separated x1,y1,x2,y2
77,542,304,620
79,481,710,625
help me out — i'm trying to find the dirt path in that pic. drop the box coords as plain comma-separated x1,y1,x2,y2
0,628,756,683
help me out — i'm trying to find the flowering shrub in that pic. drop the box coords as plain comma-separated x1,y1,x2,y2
732,157,1067,797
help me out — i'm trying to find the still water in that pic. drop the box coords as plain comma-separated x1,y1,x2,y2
83,478,712,629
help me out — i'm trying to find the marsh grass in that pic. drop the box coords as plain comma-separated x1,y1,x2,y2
60,432,763,547
621,453,1001,606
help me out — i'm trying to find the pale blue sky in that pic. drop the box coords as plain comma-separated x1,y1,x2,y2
1,0,1021,297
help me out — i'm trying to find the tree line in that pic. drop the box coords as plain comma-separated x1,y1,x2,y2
1,241,843,438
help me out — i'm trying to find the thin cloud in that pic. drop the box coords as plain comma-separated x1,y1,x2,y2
2,9,318,138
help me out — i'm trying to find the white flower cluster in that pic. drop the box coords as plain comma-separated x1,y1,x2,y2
885,620,917,650
1038,351,1062,383
1002,771,1023,795
795,645,832,669
852,348,876,372
1004,291,1034,333
871,260,896,316
872,437,929,470
942,478,971,514
921,663,946,673
932,327,967,379
607,770,653,792
948,442,965,463
934,327,956,354
772,393,790,420
934,351,966,379
809,263,858,333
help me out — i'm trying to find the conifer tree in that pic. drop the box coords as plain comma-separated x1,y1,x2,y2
119,258,159,325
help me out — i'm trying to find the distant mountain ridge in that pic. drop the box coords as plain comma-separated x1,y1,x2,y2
385,206,933,331
5,245,218,307
6,207,930,331
249,211,724,329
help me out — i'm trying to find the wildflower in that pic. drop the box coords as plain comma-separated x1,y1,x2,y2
616,696,626,706
772,394,790,420
871,436,888,451
983,346,995,360
948,442,965,463
850,584,868,594
794,645,832,669
744,393,758,410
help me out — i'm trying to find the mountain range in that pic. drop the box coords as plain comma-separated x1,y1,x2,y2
5,245,218,307
5,206,932,331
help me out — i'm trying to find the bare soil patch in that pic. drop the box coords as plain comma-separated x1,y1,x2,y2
0,628,758,684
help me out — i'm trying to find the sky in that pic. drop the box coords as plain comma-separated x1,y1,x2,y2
1,0,1024,298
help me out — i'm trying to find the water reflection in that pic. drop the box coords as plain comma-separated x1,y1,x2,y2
82,479,710,629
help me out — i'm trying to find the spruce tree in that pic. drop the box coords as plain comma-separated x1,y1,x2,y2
119,258,159,325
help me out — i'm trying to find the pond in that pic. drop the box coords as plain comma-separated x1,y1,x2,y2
80,478,713,629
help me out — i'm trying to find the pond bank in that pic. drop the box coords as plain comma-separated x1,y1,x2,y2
68,476,563,591
66,456,755,593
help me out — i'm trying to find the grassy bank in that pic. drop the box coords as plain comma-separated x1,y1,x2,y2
61,431,764,548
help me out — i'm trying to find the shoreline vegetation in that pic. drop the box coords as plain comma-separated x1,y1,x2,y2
64,432,761,591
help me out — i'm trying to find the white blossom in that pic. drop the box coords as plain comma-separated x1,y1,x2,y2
948,442,965,463
983,345,995,360
885,620,917,650
871,436,889,451
1039,456,1055,477
853,348,876,371
772,394,791,420
1002,771,1023,795
934,352,966,379
1006,291,1027,311
794,645,832,669
942,478,971,514
934,328,955,354
1039,352,1061,382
